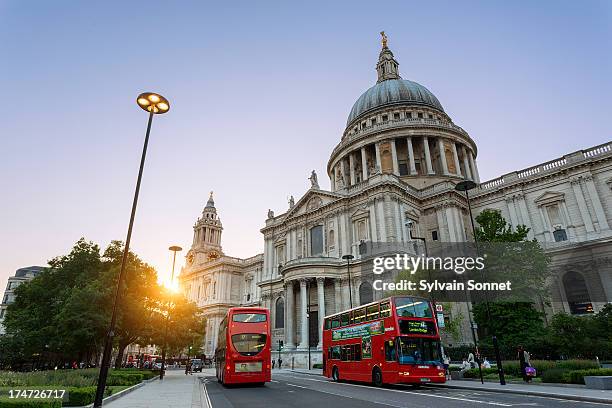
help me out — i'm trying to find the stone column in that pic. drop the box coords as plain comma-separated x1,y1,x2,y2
538,206,553,242
340,159,347,188
438,138,450,175
349,152,356,185
317,278,325,349
451,142,462,177
375,143,382,171
462,146,473,180
469,152,480,183
284,281,295,349
571,178,595,232
369,201,378,242
423,137,434,175
331,168,336,191
361,147,368,181
298,279,309,350
342,278,351,309
334,278,343,312
406,137,417,175
584,175,610,230
390,139,399,175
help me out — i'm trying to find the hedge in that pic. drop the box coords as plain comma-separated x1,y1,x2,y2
312,364,323,369
566,369,612,385
541,368,570,383
0,400,62,408
106,373,143,386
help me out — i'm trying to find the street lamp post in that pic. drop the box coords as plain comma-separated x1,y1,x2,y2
93,92,169,408
160,245,182,380
306,279,311,370
341,254,354,308
455,179,506,386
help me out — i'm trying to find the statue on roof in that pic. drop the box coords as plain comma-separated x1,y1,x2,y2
288,195,295,209
309,170,319,189
380,31,388,49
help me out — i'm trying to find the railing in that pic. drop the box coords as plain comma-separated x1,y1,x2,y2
583,142,611,158
478,141,611,192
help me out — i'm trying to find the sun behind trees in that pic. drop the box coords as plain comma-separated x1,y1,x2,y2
0,238,206,369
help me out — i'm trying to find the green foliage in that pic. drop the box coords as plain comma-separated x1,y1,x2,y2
63,386,113,407
541,368,570,383
472,302,547,357
475,209,530,243
106,373,144,386
312,363,323,369
0,399,62,408
566,368,612,385
547,308,612,359
0,238,206,369
463,368,498,378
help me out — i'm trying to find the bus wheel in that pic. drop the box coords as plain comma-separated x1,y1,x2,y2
332,367,340,382
372,367,383,387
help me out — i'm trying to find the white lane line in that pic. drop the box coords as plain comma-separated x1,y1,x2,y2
282,374,609,407
202,380,212,408
283,382,400,407
279,375,511,406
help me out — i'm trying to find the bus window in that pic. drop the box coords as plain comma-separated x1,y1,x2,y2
332,346,341,360
385,340,397,362
366,304,379,321
380,301,391,318
231,334,267,356
395,297,432,318
397,337,441,365
324,318,330,330
340,312,350,326
232,313,267,322
354,344,362,361
353,308,366,324
332,317,340,328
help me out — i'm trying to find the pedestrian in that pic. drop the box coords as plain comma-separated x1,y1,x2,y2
185,360,192,376
518,345,531,383
467,351,475,369
272,359,276,369
278,357,283,369
460,358,470,374
483,357,491,369
443,354,451,380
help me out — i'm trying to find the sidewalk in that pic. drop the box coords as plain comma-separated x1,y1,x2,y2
103,369,208,408
287,368,612,404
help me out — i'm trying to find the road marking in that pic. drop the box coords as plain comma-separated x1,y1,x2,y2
201,379,212,408
277,374,512,406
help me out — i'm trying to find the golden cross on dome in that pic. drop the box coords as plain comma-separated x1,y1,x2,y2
380,31,388,49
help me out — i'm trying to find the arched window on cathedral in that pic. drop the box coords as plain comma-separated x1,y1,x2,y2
563,271,593,315
275,298,285,328
359,282,373,305
357,220,367,241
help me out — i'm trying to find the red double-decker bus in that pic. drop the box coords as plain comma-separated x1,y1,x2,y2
215,307,271,385
323,296,445,386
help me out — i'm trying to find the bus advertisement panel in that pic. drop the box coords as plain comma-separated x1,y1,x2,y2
215,307,271,385
323,296,445,386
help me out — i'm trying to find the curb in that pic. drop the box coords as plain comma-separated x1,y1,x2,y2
78,376,158,408
290,369,612,404
429,383,612,405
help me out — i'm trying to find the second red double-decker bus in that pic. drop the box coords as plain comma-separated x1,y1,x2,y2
323,296,445,386
215,307,271,385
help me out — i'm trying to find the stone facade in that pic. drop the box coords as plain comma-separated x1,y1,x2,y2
179,38,612,366
0,266,46,335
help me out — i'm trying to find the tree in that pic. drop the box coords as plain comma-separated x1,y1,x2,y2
471,209,550,358
2,238,104,363
100,241,160,368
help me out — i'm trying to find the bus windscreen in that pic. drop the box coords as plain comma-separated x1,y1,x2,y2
231,333,267,356
397,337,441,365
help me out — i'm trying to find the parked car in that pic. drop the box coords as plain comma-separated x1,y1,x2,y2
191,359,203,372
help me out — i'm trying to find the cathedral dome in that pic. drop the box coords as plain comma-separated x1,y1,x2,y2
346,79,444,126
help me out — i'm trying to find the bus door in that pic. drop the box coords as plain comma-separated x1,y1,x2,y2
383,338,399,381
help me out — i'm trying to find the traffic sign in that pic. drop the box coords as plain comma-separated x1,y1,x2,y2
435,304,443,312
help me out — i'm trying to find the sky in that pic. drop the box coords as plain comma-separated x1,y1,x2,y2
1,0,611,290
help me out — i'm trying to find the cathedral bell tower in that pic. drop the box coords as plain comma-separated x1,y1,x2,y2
186,192,223,265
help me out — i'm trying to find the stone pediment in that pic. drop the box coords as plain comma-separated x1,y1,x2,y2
284,189,341,219
351,207,370,220
534,191,565,206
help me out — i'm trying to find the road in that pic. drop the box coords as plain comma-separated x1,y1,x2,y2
203,370,609,408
